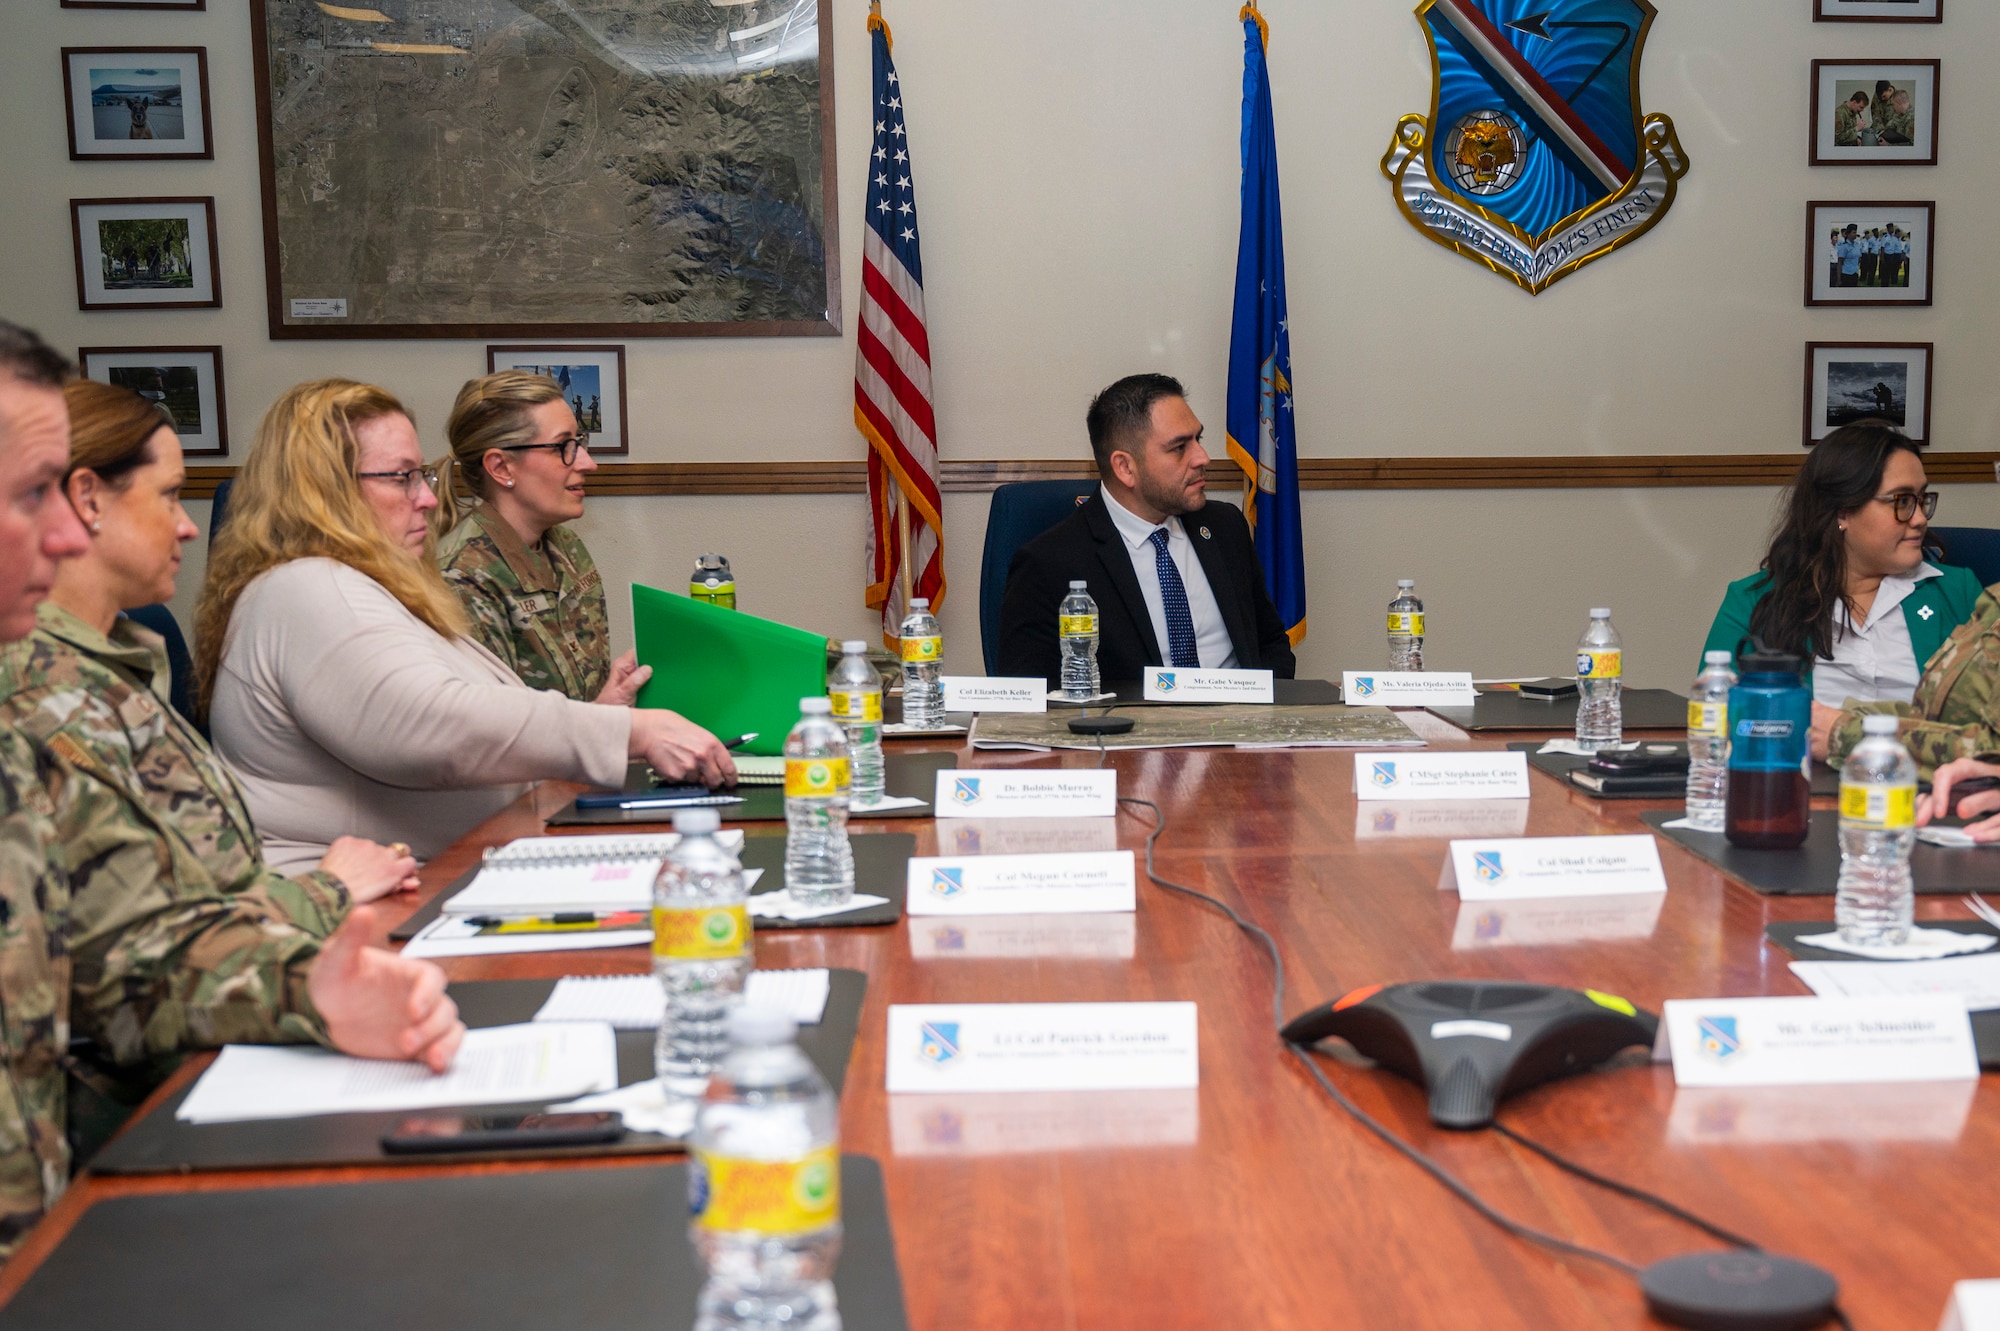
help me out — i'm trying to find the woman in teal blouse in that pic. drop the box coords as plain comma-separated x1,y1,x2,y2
1701,423,1984,712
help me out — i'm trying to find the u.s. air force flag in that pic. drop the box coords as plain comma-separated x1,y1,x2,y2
1381,0,1688,295
1224,5,1306,647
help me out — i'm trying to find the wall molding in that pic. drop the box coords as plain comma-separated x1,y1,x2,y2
182,453,2000,501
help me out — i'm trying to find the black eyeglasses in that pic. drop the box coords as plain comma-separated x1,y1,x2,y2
1874,489,1938,524
499,435,586,467
355,464,440,497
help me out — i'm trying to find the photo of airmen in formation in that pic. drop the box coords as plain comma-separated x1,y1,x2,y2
1827,222,1913,289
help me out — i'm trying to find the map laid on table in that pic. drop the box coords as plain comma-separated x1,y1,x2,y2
252,0,834,333
970,706,1426,752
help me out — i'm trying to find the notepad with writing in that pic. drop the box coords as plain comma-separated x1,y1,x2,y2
532,970,832,1029
442,832,747,917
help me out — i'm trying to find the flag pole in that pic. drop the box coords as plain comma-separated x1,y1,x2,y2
897,492,914,608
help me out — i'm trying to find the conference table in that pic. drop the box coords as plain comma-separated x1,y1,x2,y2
3,705,1995,1330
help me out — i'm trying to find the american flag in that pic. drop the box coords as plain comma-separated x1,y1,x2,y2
856,7,944,644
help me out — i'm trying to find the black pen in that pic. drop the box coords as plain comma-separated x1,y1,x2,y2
722,733,758,750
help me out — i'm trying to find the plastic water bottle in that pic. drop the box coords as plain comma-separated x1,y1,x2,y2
654,806,752,1095
1835,714,1917,947
691,554,736,610
1574,608,1623,752
690,1007,842,1331
1685,650,1736,832
897,598,943,729
1388,580,1425,672
784,698,853,908
1059,580,1101,699
827,640,883,806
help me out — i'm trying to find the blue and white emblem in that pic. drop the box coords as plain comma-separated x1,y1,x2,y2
931,866,966,898
952,776,982,806
1473,850,1505,883
1352,676,1376,698
1372,761,1399,788
1698,1015,1742,1061
1383,0,1689,294
1156,672,1178,693
919,1021,960,1065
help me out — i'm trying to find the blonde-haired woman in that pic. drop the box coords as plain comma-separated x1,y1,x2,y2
433,370,646,704
197,379,733,873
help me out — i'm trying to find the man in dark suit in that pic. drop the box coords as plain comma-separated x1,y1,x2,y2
997,373,1298,687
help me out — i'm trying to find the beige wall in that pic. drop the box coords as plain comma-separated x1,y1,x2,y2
9,0,1998,691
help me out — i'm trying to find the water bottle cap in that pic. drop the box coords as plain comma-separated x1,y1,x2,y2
1861,714,1900,736
1589,607,1611,619
1703,651,1733,664
727,1005,798,1047
800,697,833,715
909,597,929,609
840,639,868,654
1397,579,1415,589
1068,580,1088,590
672,806,721,835
697,553,726,570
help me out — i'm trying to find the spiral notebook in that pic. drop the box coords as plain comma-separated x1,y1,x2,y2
443,832,747,918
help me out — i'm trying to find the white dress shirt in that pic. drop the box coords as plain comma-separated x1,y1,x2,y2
1100,484,1237,669
1813,563,1937,707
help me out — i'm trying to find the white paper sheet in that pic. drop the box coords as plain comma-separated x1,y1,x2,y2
532,970,832,1029
747,892,890,922
1790,954,2000,1011
175,1023,618,1124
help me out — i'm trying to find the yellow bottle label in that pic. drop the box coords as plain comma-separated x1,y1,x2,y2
829,691,881,722
692,1145,841,1236
1687,701,1726,737
1059,615,1097,636
1839,781,1916,830
651,903,750,960
901,635,942,663
785,756,850,798
1388,612,1424,635
690,582,736,609
1576,649,1622,680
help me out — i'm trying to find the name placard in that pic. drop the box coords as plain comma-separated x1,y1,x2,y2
1941,1279,2000,1331
941,676,1048,713
886,1002,1200,1093
1342,671,1477,707
1659,995,1979,1088
1142,666,1274,703
933,769,1116,819
1354,751,1530,801
1439,834,1666,900
905,851,1135,917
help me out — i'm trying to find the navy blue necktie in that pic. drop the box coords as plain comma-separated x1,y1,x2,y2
1148,528,1200,668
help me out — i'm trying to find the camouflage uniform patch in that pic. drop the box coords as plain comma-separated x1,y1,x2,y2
437,502,610,701
1831,587,2000,776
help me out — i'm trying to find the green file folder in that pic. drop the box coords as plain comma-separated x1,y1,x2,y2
630,582,827,757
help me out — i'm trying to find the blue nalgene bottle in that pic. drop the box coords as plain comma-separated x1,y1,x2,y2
1723,643,1811,849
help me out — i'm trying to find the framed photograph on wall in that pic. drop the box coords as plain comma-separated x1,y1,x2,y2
1811,60,1940,165
1805,201,1933,306
78,346,228,457
1804,343,1932,445
1815,0,1941,21
61,0,205,8
70,197,220,311
486,345,630,456
63,47,213,161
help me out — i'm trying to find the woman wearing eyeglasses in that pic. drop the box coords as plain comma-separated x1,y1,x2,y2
195,379,733,873
432,371,645,704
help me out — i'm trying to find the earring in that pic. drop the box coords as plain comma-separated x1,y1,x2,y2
1839,523,1848,531
90,520,101,534
503,480,515,489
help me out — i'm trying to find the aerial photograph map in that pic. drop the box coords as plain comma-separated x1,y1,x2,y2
971,706,1428,752
257,0,832,332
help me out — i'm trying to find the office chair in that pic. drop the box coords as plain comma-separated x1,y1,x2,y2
978,480,1097,674
1927,527,2000,590
123,603,200,730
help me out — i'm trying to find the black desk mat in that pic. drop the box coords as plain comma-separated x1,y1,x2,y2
393,834,912,941
89,970,867,1175
0,1156,906,1331
548,752,959,827
1643,811,1997,896
1426,687,1688,732
1762,920,2000,1069
1513,743,1842,801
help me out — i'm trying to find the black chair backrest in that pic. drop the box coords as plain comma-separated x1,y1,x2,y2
122,603,200,731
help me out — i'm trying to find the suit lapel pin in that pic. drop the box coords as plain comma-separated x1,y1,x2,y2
1199,526,1211,540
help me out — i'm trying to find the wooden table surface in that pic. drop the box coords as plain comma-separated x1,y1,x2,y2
4,712,1994,1330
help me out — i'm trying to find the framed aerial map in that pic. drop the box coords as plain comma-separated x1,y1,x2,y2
248,0,839,340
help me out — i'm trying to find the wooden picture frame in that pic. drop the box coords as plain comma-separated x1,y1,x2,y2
1810,60,1941,166
1805,201,1934,307
70,197,221,311
484,345,631,456
63,46,213,162
78,345,228,457
1814,0,1941,21
249,0,841,340
61,0,205,9
1804,342,1932,446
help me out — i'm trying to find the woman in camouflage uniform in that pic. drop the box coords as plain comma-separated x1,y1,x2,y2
433,371,649,704
1819,584,2000,779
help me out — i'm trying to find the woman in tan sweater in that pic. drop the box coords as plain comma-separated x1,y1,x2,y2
196,379,733,872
